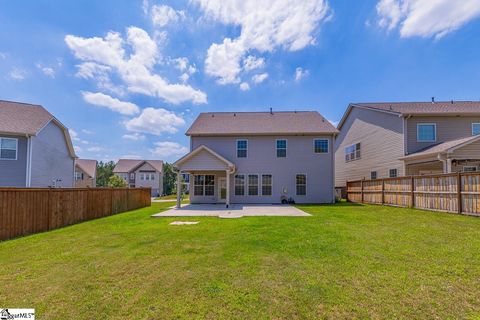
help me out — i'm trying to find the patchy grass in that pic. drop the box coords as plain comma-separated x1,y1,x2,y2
155,194,189,201
1,202,480,319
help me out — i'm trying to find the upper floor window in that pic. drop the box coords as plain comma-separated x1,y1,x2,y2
276,139,287,158
472,123,480,136
74,171,83,181
345,143,360,162
417,123,436,142
0,137,17,160
314,139,329,154
140,173,144,180
389,169,398,178
237,139,248,158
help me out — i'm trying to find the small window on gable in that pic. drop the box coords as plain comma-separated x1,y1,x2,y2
314,139,329,153
276,140,287,158
237,140,247,158
389,169,398,178
417,124,436,142
371,171,377,180
472,123,480,136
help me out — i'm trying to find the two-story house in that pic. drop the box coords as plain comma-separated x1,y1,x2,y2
335,101,480,188
113,159,163,196
74,159,97,188
0,100,76,187
173,111,338,207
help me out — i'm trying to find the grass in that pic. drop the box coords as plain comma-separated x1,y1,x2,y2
154,194,189,200
1,202,480,319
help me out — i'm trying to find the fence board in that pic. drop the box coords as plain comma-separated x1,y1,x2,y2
346,172,480,216
0,188,151,241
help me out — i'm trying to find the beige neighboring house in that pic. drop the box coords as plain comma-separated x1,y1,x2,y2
74,159,97,187
113,159,163,197
335,100,480,188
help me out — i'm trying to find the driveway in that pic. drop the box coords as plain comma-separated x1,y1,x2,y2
151,204,310,218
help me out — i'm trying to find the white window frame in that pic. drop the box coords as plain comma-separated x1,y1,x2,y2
296,173,307,196
234,174,246,196
345,143,361,162
236,139,248,158
150,173,155,180
261,174,273,196
463,166,478,172
313,138,329,154
472,123,480,136
389,169,398,178
417,123,437,142
0,137,18,160
193,174,215,196
74,171,83,181
276,139,287,158
248,174,259,196
371,171,377,180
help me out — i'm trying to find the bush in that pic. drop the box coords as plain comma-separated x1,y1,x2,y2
107,175,128,188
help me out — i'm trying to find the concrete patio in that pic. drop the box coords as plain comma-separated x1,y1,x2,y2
151,204,311,219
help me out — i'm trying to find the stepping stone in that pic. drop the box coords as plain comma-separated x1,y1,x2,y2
169,221,199,225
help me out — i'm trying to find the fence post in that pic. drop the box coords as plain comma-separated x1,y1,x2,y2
381,179,385,205
457,172,462,214
410,176,415,208
361,179,364,204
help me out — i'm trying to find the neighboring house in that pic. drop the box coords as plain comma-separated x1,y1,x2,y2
0,100,76,188
113,159,164,196
74,159,97,187
335,100,480,188
173,111,338,207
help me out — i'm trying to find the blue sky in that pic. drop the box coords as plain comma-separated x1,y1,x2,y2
1,0,480,162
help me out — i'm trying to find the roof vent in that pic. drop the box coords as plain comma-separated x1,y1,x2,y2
270,107,273,115
233,113,236,116
451,100,454,104
431,97,435,103
211,114,214,117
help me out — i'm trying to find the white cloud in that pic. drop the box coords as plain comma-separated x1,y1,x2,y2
122,133,146,141
239,82,250,91
196,0,330,84
243,55,265,71
82,91,139,115
69,129,80,141
151,4,185,27
0,52,6,59
74,145,83,153
75,62,124,95
295,67,309,81
124,107,185,135
65,27,207,105
252,73,268,84
8,67,27,80
327,119,339,127
150,141,188,158
36,63,55,78
122,154,142,159
376,0,480,39
87,146,104,152
82,129,94,135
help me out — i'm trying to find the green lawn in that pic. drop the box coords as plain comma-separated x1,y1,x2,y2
1,202,480,319
154,194,189,200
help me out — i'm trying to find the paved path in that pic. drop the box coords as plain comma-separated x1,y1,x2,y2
151,204,310,218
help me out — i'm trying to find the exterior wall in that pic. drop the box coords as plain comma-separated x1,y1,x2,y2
406,115,480,154
190,135,335,204
451,139,480,159
406,161,444,175
74,166,95,188
0,134,27,187
30,121,75,187
134,162,163,197
335,107,404,187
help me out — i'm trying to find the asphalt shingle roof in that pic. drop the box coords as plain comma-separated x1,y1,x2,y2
76,159,97,178
353,101,480,115
0,100,53,135
113,159,163,173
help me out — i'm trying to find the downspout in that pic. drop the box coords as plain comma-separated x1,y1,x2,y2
25,134,30,187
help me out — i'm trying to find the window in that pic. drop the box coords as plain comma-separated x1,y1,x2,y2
417,123,436,142
237,140,248,158
464,166,478,172
276,140,287,157
146,174,150,181
193,175,215,196
235,174,245,196
473,123,480,136
248,174,259,196
140,173,144,181
371,171,377,180
296,174,306,196
130,173,135,180
314,139,329,153
389,169,398,178
0,137,17,160
150,173,155,180
74,171,83,181
262,174,272,196
345,143,361,162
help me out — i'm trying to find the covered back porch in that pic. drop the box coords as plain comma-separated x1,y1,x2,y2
173,145,235,208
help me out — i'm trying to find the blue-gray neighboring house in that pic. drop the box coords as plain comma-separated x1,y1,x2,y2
0,100,77,188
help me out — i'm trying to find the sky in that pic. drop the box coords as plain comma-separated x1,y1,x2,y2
1,0,480,163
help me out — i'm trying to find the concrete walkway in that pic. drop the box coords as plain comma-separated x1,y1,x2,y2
151,203,310,219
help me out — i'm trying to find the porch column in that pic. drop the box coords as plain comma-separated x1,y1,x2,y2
176,170,182,208
226,170,230,208
446,159,453,173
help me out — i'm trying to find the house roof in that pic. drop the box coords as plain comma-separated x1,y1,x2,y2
338,101,480,130
174,145,235,172
113,159,163,173
186,111,338,136
76,159,97,178
401,135,480,160
0,100,54,135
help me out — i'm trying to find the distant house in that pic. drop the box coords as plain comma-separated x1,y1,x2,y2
113,159,163,196
0,100,76,187
335,101,480,188
74,159,97,188
173,111,338,207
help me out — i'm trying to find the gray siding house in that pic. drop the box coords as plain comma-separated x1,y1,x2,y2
335,101,480,188
0,100,76,188
173,111,338,207
113,159,163,196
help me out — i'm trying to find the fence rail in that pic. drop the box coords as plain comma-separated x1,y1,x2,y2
0,188,151,241
347,172,480,216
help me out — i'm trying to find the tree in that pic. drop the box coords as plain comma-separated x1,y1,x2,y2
107,175,128,188
96,161,115,187
163,162,177,195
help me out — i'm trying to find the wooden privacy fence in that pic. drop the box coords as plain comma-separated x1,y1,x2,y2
0,188,151,241
347,172,480,216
